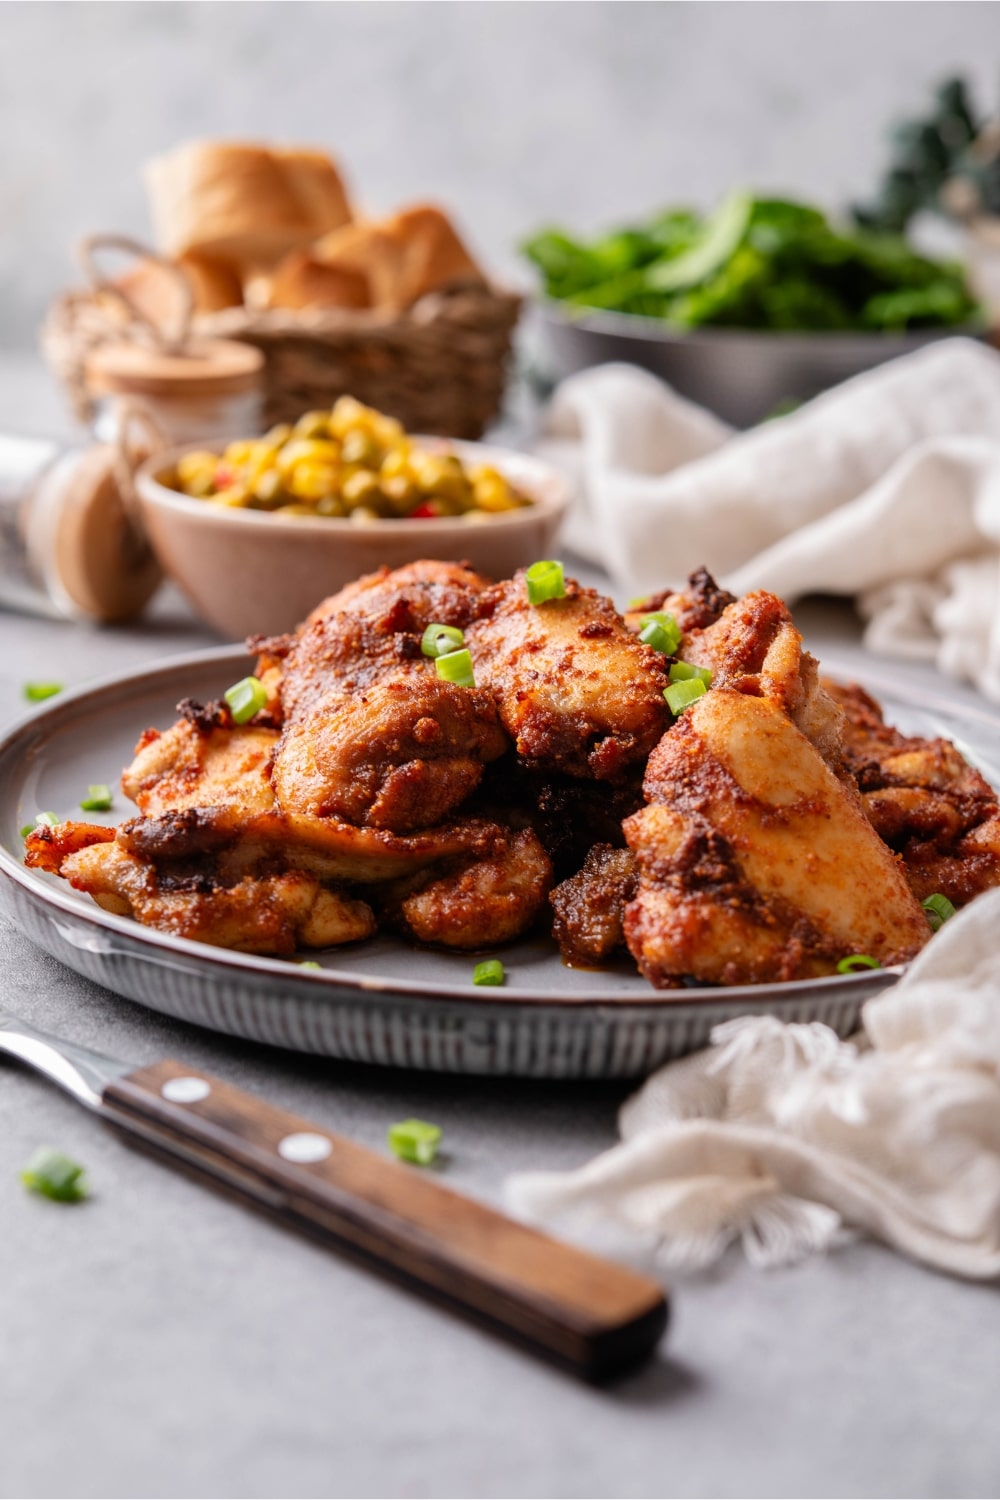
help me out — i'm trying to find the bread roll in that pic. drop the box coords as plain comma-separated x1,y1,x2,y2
256,248,370,311
309,205,484,312
144,141,352,268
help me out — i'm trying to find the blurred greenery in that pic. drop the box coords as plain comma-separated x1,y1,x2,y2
522,193,980,333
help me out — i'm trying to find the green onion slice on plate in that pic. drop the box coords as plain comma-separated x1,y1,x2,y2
525,560,566,605
435,649,475,688
387,1119,442,1167
79,784,113,812
473,959,505,986
21,1147,89,1203
836,954,881,974
224,676,268,725
921,893,957,931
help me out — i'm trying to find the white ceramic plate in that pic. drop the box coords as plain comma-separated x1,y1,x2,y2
1,648,996,1077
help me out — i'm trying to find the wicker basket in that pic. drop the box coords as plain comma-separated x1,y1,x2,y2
43,275,522,440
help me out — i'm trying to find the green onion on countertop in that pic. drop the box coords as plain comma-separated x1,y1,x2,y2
21,1147,89,1203
23,683,63,703
525,560,566,605
473,959,505,987
224,676,268,725
387,1119,443,1167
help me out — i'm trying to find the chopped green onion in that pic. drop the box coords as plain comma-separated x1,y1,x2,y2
387,1119,442,1167
836,954,880,974
669,660,713,686
79,784,113,813
23,811,60,837
23,682,63,703
421,623,466,658
435,648,475,688
473,959,505,986
21,1147,89,1203
627,595,650,609
298,960,321,970
525,559,566,605
664,679,707,715
922,893,957,932
224,675,268,725
639,620,675,655
639,611,682,655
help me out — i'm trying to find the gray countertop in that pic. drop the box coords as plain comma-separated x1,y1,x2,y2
2,361,1000,1500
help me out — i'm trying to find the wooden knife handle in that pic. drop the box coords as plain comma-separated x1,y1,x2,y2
101,1059,668,1380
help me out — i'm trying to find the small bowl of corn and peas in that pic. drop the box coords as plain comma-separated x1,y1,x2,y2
136,399,570,639
167,397,530,522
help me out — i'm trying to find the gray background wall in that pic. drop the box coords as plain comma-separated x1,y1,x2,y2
2,1,999,348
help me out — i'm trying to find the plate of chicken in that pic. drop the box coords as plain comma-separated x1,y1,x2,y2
2,560,999,1077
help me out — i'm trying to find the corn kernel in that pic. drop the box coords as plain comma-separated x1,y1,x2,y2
177,451,220,485
342,469,382,509
289,462,340,501
294,410,332,439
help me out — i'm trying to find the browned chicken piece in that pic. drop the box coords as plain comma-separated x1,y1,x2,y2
681,589,845,767
624,566,737,635
464,570,669,781
550,844,638,969
384,828,553,949
824,680,1000,906
32,835,374,955
122,719,278,816
271,560,507,831
623,690,930,988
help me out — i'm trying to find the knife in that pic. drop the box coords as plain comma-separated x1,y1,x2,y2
0,1011,668,1380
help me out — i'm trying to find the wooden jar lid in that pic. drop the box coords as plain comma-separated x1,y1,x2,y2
85,338,264,399
32,445,164,622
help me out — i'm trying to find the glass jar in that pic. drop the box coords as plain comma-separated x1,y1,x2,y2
85,338,265,448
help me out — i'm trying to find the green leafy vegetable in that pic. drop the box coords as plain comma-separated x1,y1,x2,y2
522,194,980,333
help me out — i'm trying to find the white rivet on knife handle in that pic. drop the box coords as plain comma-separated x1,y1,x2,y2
161,1076,211,1103
278,1132,332,1163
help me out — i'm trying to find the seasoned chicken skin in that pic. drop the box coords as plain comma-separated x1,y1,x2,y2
384,827,553,949
550,844,638,968
824,680,1000,906
272,560,507,831
465,570,668,780
623,690,931,988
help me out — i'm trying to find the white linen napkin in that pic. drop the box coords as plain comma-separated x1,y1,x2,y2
537,338,1000,701
506,889,1000,1280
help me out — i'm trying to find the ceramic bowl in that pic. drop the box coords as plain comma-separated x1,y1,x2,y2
135,439,571,639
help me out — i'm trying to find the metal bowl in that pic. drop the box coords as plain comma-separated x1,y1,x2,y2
534,301,988,428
